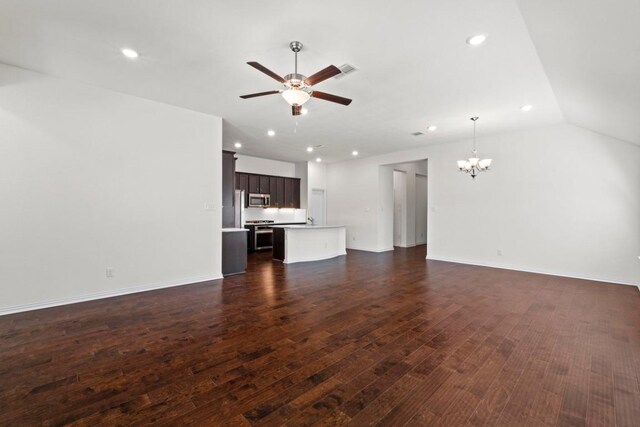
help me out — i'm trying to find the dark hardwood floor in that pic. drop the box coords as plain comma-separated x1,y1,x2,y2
1,246,639,426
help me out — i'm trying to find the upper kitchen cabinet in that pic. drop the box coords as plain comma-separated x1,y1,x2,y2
235,172,249,207
283,177,301,208
275,176,285,208
235,172,300,209
248,174,270,194
292,179,300,208
269,176,281,208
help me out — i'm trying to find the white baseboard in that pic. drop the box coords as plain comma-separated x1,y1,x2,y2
426,255,638,287
346,244,394,253
0,274,224,316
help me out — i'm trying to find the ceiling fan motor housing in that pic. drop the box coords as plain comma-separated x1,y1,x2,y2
284,73,308,89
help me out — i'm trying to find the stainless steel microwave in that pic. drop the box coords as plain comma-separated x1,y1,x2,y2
248,193,270,208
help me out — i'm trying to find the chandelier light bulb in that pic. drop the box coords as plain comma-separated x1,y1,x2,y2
479,159,492,169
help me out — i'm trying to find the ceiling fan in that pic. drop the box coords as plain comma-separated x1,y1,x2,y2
240,41,352,116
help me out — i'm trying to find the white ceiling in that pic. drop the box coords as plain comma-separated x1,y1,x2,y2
0,0,633,163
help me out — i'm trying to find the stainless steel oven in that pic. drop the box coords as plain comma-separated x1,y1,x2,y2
248,193,270,208
254,225,273,250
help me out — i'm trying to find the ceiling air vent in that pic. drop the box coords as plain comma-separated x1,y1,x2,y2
334,63,358,79
411,131,425,136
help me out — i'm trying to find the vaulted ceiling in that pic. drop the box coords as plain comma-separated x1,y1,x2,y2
0,0,636,162
518,0,640,147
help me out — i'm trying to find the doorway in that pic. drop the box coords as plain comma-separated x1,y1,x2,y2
310,189,326,225
393,170,407,247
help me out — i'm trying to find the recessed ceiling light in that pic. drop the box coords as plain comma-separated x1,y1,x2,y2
234,142,242,148
520,104,533,112
466,34,487,46
316,157,322,162
306,147,314,153
301,108,308,115
352,150,359,156
121,48,139,59
427,125,437,132
267,130,275,137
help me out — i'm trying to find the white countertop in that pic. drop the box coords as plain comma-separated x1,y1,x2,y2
271,224,346,229
222,228,250,232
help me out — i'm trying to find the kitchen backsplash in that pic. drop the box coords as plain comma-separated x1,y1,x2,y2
244,208,307,223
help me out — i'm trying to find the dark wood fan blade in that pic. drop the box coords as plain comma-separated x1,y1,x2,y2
247,62,286,83
304,65,341,86
292,105,302,116
311,91,352,106
239,90,280,99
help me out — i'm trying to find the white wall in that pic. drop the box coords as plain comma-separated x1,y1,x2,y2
295,162,309,210
0,64,223,314
415,174,428,245
327,159,382,251
326,123,640,285
307,160,327,218
235,154,296,177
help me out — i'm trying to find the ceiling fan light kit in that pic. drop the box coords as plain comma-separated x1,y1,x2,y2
457,117,492,179
240,41,352,116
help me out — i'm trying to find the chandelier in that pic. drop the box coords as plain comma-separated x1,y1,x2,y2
457,117,492,179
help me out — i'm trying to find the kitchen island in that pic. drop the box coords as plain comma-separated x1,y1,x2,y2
272,225,346,264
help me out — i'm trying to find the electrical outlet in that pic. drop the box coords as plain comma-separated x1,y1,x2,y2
352,236,356,241
497,250,503,256
203,203,216,211
106,268,114,278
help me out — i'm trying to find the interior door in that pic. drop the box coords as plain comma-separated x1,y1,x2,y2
310,189,325,225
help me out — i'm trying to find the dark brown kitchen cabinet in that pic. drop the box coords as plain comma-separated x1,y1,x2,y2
248,174,270,194
259,175,269,194
235,172,300,209
235,172,249,207
248,174,260,194
283,177,301,208
222,151,236,228
275,177,285,208
268,177,279,208
292,179,300,208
